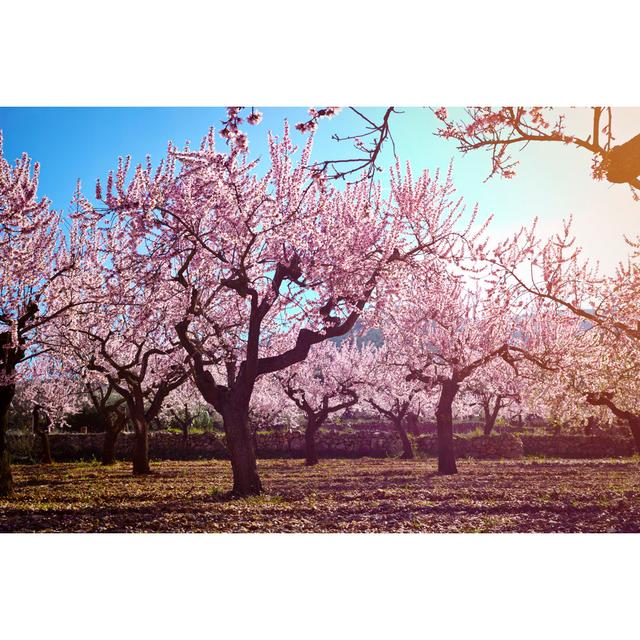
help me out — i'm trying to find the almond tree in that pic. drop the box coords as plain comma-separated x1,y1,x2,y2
34,314,130,464
84,379,128,465
485,216,640,437
17,353,83,463
393,276,516,473
274,340,374,465
81,117,483,495
249,373,296,438
362,341,427,459
541,323,640,447
159,378,206,441
385,269,567,474
48,219,191,475
462,359,521,436
0,134,87,495
41,318,130,465
73,308,189,474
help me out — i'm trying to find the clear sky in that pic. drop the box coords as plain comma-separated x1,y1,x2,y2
1,107,638,273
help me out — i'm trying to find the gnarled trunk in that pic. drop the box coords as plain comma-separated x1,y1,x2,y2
628,417,640,454
482,395,502,437
132,417,150,475
305,419,320,466
0,385,15,497
482,402,492,436
102,418,124,465
435,380,458,475
188,367,262,496
222,402,261,496
585,392,640,454
102,428,118,465
101,406,126,465
406,411,420,436
392,418,414,459
39,430,53,464
33,407,53,464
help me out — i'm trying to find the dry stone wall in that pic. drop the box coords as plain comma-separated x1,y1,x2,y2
520,434,635,458
6,430,636,462
415,433,524,459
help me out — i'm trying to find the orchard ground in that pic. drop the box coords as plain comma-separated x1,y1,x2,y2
2,458,640,532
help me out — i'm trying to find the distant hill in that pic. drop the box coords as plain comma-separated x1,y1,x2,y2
330,321,383,349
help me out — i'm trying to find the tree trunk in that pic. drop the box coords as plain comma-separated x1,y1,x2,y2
483,396,502,436
393,418,414,459
181,421,190,442
0,385,14,497
305,419,320,466
585,393,640,454
33,407,53,464
482,401,492,436
628,417,640,454
39,431,53,464
221,402,262,496
132,419,150,475
102,424,120,465
435,380,459,475
406,412,420,436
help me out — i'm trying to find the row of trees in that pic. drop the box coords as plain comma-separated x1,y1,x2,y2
2,109,639,496
7,327,626,458
7,297,635,470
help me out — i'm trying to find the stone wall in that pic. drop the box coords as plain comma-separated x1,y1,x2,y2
415,433,524,459
324,420,485,434
6,429,636,463
7,429,421,462
520,434,635,458
7,429,404,462
415,434,635,459
8,432,229,462
259,429,402,458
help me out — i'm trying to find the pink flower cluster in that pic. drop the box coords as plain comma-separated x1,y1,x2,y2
219,107,263,152
295,106,341,134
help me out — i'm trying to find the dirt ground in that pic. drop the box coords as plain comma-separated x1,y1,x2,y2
1,457,639,532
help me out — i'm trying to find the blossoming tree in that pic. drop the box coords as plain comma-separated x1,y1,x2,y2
533,320,640,447
274,339,375,465
384,267,570,473
17,353,83,463
0,134,87,495
81,116,483,495
48,217,191,475
462,358,522,436
483,214,640,438
84,378,129,464
362,341,428,459
249,373,294,433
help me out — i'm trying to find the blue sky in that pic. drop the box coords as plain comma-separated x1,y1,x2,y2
1,107,638,272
